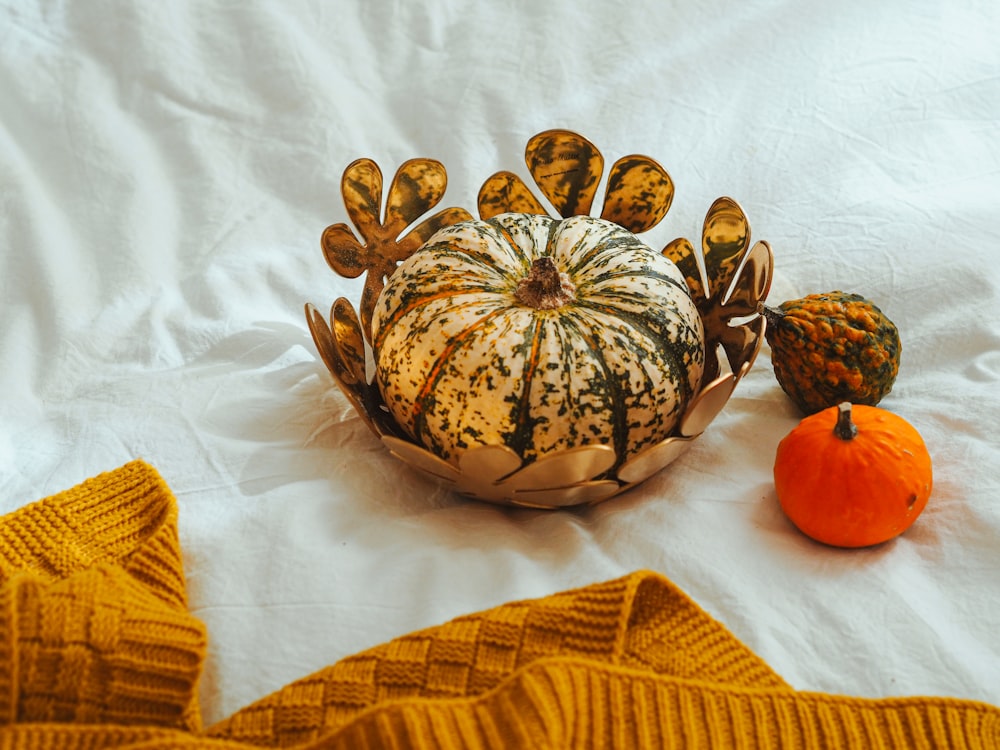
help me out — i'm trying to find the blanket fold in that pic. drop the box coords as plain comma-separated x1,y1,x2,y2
0,461,996,749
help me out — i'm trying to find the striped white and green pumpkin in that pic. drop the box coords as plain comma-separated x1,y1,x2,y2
371,213,705,466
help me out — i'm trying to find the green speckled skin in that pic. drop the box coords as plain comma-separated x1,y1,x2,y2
764,291,901,415
371,213,706,465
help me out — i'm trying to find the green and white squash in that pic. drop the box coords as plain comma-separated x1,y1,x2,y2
371,213,706,466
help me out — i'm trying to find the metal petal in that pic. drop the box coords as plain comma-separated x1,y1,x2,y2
341,158,383,243
524,129,603,218
679,371,736,437
375,437,625,507
405,206,475,248
699,339,722,387
359,271,386,348
477,171,547,219
702,197,749,302
382,435,461,483
719,315,766,386
320,223,367,279
304,302,342,380
457,444,524,484
721,240,774,316
305,300,381,438
600,155,674,234
503,445,618,492
330,297,368,386
384,158,449,237
662,237,707,306
510,481,622,509
616,436,696,486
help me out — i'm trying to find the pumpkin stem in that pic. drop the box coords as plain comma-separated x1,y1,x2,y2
515,256,576,310
834,401,858,441
757,302,785,325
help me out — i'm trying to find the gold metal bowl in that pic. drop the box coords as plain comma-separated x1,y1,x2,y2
306,130,773,508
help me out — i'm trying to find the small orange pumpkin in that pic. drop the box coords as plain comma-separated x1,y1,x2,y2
773,402,933,548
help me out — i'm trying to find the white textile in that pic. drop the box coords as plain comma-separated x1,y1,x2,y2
1,0,998,724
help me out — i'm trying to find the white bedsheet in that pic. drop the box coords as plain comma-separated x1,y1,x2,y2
2,0,998,726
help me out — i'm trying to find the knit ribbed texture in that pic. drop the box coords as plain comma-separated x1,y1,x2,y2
0,461,206,732
0,461,997,750
0,461,188,610
204,569,792,746
286,660,1000,750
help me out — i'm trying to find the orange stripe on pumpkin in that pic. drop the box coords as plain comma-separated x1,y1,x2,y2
410,307,514,444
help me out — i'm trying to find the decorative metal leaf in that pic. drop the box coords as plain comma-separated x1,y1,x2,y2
305,300,379,437
384,159,450,241
511,481,622,509
325,159,474,346
330,297,367,386
600,155,674,234
617,437,695,485
321,223,366,279
383,435,460,483
305,302,342,381
379,436,623,507
702,197,749,301
524,129,603,218
503,445,617,491
358,280,383,349
340,159,383,243
662,237,706,305
403,206,475,248
722,240,773,315
458,445,524,484
713,239,772,382
477,171,548,220
679,371,736,437
719,315,766,384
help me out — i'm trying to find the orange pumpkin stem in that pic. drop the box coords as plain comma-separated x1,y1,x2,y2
834,401,858,441
515,256,576,310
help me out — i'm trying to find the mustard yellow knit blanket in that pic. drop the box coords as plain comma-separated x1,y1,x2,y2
0,461,996,749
